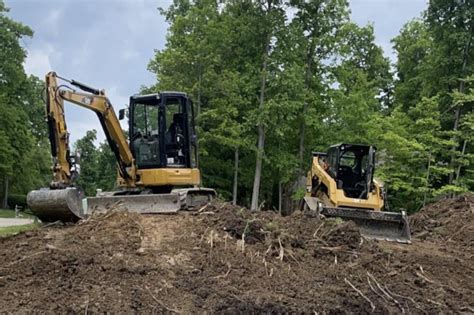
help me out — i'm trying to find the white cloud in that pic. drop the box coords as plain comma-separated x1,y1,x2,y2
124,0,158,34
65,85,130,146
106,86,130,131
67,119,105,147
45,8,63,35
120,49,140,61
70,40,92,69
24,46,53,78
106,86,129,109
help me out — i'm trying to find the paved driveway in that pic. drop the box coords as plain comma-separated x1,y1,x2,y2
0,218,34,227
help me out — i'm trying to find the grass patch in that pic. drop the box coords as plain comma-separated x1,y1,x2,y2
0,209,16,218
0,209,36,219
0,223,41,238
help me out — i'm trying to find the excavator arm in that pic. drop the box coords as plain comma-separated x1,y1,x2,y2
27,72,136,222
45,72,135,187
45,72,73,188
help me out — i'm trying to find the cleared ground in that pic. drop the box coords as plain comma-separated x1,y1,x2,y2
0,195,472,313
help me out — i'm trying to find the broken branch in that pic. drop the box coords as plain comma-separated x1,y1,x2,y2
344,278,375,312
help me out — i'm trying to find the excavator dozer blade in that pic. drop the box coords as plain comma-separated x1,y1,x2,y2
84,188,216,215
303,197,411,243
27,187,85,222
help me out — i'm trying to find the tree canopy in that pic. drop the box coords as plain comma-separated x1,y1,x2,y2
145,0,472,212
0,1,50,207
0,0,471,213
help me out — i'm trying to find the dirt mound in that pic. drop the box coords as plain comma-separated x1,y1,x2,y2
0,200,473,313
410,194,473,247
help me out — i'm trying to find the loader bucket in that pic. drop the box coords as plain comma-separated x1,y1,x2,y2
302,197,411,243
27,187,85,222
320,207,411,243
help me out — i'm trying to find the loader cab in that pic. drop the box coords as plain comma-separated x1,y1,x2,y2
326,144,375,199
128,92,197,170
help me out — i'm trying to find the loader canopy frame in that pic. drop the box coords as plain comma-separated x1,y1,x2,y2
326,143,376,199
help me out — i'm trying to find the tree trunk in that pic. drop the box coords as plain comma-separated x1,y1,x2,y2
278,181,282,215
232,148,239,205
455,140,468,184
250,1,272,211
448,32,472,187
298,44,315,172
298,113,306,170
423,151,432,207
250,118,266,211
197,64,202,117
194,64,203,184
2,176,9,209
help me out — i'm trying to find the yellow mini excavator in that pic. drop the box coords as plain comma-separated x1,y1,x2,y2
27,72,215,222
302,143,411,243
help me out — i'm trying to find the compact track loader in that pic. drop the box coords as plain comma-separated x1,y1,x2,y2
302,143,411,243
27,72,215,222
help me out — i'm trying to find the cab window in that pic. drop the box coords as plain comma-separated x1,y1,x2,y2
132,103,158,137
340,151,356,168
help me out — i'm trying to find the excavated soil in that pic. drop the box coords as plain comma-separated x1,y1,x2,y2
0,195,473,313
410,194,473,247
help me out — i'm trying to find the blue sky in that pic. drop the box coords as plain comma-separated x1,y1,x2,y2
6,0,427,144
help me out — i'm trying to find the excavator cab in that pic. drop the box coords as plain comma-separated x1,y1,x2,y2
128,93,197,170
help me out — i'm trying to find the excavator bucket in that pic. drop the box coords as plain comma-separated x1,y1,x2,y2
27,187,85,222
303,197,411,243
83,188,216,215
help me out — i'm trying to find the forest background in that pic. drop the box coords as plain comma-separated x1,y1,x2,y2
0,0,472,213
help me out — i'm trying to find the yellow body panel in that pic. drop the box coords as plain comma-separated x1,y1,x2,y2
135,168,201,187
306,156,384,211
45,72,71,185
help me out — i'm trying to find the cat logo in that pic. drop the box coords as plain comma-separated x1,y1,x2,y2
81,97,92,105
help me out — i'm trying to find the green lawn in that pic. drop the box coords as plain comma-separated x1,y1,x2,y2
0,209,36,219
0,209,40,237
0,222,41,237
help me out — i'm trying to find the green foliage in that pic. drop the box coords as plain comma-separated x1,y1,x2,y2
392,20,430,110
145,0,472,212
7,194,27,209
386,0,474,206
74,130,99,196
1,0,471,214
0,208,35,218
0,2,50,203
71,132,119,196
95,142,117,191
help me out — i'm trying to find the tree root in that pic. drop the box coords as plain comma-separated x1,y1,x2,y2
344,278,375,312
